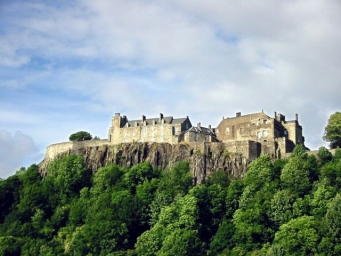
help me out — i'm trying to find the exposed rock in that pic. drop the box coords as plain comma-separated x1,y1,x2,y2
39,142,249,184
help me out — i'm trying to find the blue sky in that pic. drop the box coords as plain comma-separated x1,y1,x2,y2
1,0,341,178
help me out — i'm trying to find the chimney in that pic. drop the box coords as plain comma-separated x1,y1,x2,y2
236,112,241,117
208,125,211,129
142,115,146,122
197,122,201,128
159,113,163,122
274,111,277,118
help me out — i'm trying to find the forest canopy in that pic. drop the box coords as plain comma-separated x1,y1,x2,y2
1,146,341,255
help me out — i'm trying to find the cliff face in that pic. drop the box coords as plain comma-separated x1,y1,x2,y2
39,142,249,184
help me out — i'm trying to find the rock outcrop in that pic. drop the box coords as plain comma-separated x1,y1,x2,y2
39,142,250,184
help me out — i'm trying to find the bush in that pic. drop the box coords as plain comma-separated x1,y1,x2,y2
69,131,92,141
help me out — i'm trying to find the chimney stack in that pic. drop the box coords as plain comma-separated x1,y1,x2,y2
296,113,298,121
236,112,241,117
142,115,146,122
197,122,201,128
159,113,163,122
208,125,211,129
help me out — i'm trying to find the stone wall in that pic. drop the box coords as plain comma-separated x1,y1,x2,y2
45,139,109,160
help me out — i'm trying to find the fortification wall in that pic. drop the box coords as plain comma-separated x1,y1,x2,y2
45,139,109,160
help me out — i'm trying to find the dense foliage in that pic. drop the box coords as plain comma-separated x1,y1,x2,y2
1,146,341,255
69,131,92,141
324,112,341,148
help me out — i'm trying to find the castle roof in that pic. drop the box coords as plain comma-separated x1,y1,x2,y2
124,116,189,127
185,126,215,136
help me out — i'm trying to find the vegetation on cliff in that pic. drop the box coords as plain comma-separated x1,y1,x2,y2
1,146,341,255
324,112,341,148
69,131,92,141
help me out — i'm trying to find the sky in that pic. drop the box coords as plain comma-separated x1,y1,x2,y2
1,0,340,178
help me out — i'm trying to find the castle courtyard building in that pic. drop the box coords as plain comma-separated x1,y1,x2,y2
109,113,192,144
215,111,304,157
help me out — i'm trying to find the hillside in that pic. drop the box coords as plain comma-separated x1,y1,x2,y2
1,145,341,255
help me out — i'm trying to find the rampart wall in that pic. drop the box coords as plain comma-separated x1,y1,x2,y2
45,139,109,160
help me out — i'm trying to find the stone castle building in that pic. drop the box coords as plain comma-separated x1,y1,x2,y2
108,113,193,144
108,111,304,159
215,111,304,158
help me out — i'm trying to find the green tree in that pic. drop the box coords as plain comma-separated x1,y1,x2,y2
149,161,193,225
135,194,202,255
270,189,295,228
323,194,341,246
323,112,341,148
280,156,311,196
317,146,333,165
271,215,320,255
69,131,92,141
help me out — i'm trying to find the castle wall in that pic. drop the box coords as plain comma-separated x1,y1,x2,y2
45,140,108,160
110,123,182,144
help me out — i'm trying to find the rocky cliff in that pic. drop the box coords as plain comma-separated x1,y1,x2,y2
39,142,250,184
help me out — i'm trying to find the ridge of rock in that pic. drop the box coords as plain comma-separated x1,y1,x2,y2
39,142,249,184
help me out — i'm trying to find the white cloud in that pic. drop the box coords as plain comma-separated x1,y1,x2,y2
0,130,42,178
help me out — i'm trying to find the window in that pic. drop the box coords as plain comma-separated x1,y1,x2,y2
262,130,268,137
226,127,230,134
195,133,198,141
263,119,267,124
185,123,189,129
257,131,261,139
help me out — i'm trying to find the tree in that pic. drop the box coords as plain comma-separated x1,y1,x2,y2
323,112,341,148
317,146,333,165
69,131,92,141
280,156,311,196
271,216,320,255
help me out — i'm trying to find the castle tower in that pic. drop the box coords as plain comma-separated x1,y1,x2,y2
109,113,125,143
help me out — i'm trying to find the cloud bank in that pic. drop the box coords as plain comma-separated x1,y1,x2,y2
0,130,41,178
1,0,340,177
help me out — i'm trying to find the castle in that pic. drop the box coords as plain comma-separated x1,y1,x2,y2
108,110,304,159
